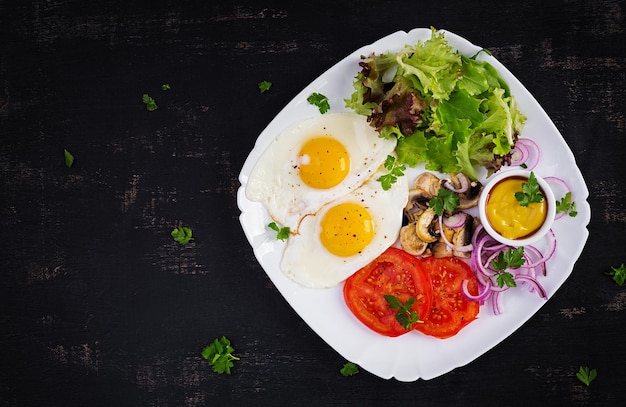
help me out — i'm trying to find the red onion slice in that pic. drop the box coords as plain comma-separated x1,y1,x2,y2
514,138,540,170
443,212,468,228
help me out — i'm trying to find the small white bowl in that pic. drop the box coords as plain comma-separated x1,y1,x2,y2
478,169,556,247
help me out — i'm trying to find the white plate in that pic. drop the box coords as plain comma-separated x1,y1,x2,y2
237,28,591,381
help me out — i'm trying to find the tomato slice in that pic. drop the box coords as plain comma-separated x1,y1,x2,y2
343,247,433,337
414,256,480,339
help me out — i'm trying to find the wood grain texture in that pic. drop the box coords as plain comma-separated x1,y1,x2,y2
1,0,625,406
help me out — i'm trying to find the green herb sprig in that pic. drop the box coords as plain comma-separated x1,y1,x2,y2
556,191,577,217
64,149,74,168
307,92,330,114
258,80,272,93
429,188,460,216
576,366,597,386
340,362,359,376
376,155,406,191
171,226,194,245
384,294,420,330
607,263,625,286
491,247,525,288
142,93,159,111
515,171,543,207
268,222,290,241
201,336,240,374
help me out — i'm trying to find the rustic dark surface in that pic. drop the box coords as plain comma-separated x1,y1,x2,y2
1,0,625,406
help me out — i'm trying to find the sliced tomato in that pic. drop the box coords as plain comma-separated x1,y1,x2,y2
414,256,480,339
343,247,433,337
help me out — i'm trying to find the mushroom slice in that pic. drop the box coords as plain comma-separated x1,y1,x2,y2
416,208,439,243
458,181,484,210
400,223,428,256
404,187,431,224
413,172,441,197
452,215,475,258
431,241,453,258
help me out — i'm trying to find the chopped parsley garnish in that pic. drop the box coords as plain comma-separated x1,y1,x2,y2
515,171,544,207
376,155,406,191
161,84,171,91
429,188,460,217
307,92,330,114
64,149,74,168
491,247,525,288
268,222,290,241
201,336,240,374
171,226,194,245
258,80,272,93
142,93,159,111
607,263,625,286
384,294,421,330
556,191,578,217
576,366,597,386
340,361,359,376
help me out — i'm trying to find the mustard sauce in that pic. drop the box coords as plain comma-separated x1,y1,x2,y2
485,177,547,240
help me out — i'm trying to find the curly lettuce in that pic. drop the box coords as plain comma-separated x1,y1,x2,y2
345,28,526,180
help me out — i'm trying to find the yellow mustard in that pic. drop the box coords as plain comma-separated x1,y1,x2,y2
485,177,547,240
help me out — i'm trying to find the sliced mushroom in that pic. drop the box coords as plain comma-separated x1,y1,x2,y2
431,241,453,258
413,172,441,197
400,223,428,256
452,215,475,258
457,181,483,210
416,208,439,243
404,187,431,224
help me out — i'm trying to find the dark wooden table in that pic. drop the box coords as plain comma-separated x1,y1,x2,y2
1,1,625,405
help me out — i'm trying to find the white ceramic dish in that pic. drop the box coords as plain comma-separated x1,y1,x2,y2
237,28,591,381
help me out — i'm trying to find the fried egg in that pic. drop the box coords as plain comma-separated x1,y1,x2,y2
245,112,397,232
280,167,408,288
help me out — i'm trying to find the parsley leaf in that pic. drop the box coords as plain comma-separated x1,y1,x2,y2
142,93,159,111
161,84,171,91
64,149,74,168
429,188,460,216
376,155,406,190
491,247,525,288
576,366,597,386
384,294,420,330
268,222,290,241
201,336,240,374
607,263,625,286
258,80,272,93
340,362,359,376
307,92,330,114
556,191,578,217
171,226,194,245
515,171,544,207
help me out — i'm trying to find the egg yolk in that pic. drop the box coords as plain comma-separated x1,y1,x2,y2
298,137,350,189
485,178,547,240
319,202,374,257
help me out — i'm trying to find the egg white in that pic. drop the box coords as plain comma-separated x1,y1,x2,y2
245,112,397,233
280,166,409,288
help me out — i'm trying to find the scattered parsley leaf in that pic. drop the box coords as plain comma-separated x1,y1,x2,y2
607,263,625,286
258,80,272,93
307,92,330,114
520,163,528,169
340,362,359,376
491,247,525,288
376,155,405,190
515,171,544,207
161,84,171,91
384,294,420,330
142,93,159,111
201,336,240,374
64,149,74,168
429,188,460,216
556,191,578,217
171,226,194,245
576,366,597,386
268,222,290,241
